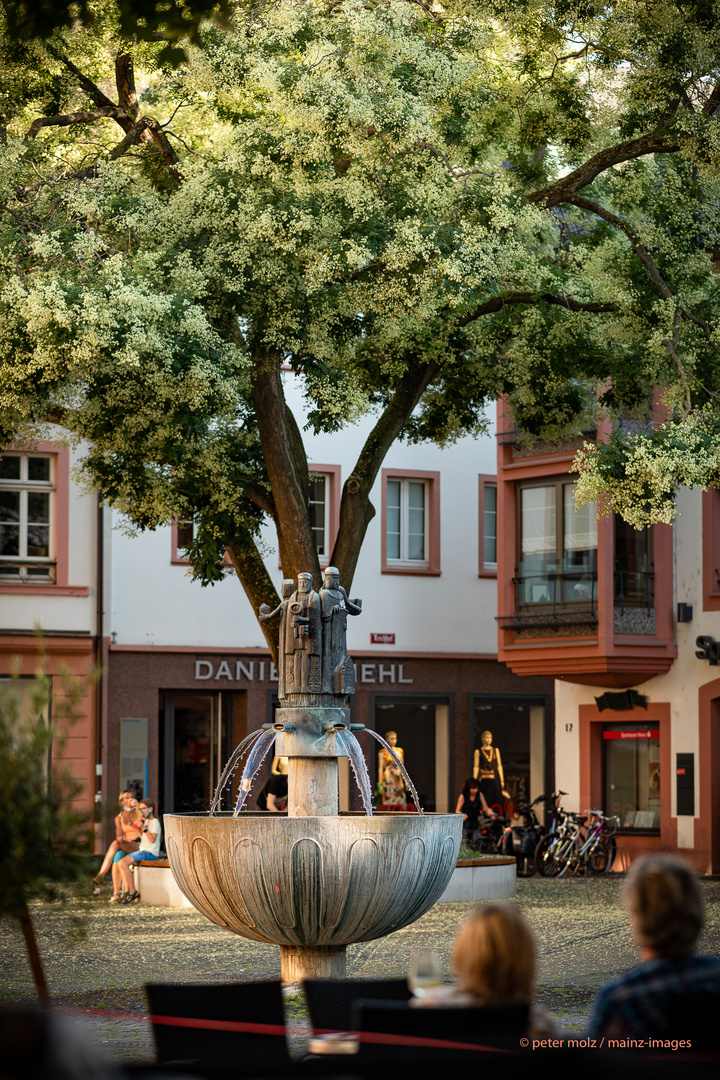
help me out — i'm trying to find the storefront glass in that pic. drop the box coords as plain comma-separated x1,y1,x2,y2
470,695,547,815
160,691,237,813
603,724,660,831
372,695,451,813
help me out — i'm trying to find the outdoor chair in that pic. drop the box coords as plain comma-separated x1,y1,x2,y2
145,979,290,1076
351,999,529,1063
302,977,412,1036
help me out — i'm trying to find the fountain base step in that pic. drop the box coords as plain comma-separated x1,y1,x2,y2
280,944,346,981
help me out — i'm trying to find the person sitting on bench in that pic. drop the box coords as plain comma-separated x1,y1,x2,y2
116,799,163,904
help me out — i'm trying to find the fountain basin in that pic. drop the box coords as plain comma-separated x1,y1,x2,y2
165,812,462,971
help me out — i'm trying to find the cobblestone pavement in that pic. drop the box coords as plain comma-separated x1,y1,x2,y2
1,874,718,1066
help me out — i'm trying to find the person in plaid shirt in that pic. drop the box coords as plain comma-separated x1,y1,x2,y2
588,854,720,1041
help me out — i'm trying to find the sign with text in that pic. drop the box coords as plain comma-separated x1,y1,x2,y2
602,729,659,740
193,659,413,685
695,635,720,665
370,633,395,645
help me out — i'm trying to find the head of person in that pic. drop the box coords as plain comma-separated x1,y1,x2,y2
297,572,312,594
323,567,340,588
453,903,536,1004
118,790,134,807
385,731,398,747
624,855,703,959
139,799,155,817
481,730,493,747
462,777,481,800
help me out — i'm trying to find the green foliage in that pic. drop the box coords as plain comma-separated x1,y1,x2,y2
2,0,234,64
0,666,94,918
0,0,720,579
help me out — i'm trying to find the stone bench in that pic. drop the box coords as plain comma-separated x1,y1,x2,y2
437,856,516,902
133,859,194,907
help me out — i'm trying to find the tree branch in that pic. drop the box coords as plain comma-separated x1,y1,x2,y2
25,108,130,142
457,290,616,327
528,128,680,209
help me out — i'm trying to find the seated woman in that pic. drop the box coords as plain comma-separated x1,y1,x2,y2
92,791,144,899
415,903,557,1038
455,777,494,837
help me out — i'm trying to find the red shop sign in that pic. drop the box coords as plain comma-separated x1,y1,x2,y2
370,633,395,644
603,729,659,740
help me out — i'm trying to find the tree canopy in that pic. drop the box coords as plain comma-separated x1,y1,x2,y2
1,1,719,653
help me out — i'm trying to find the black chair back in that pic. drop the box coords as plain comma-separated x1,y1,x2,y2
145,979,290,1076
303,977,412,1035
352,1000,529,1062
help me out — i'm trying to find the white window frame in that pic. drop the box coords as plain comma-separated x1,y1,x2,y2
386,477,428,566
0,453,55,582
308,472,330,560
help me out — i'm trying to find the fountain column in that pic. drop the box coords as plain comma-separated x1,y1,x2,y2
274,707,351,980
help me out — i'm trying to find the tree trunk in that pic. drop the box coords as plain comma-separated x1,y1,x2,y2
251,358,321,585
227,541,282,662
19,902,50,1006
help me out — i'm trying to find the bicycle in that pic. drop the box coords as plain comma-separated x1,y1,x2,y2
499,793,554,877
536,807,618,876
535,808,586,877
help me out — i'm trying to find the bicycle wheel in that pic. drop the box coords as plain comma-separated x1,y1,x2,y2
536,834,564,877
589,835,617,875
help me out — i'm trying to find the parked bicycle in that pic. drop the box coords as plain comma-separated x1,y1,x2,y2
499,793,551,877
536,806,618,877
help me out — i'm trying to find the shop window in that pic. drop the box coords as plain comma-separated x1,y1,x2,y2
603,723,660,832
381,469,440,575
614,517,653,609
0,453,55,582
517,479,597,609
470,694,547,815
702,488,720,611
478,475,497,577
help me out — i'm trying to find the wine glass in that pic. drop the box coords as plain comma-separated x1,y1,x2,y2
407,948,442,998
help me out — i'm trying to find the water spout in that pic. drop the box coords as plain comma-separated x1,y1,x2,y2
209,728,266,814
366,729,424,813
335,729,374,815
233,729,278,815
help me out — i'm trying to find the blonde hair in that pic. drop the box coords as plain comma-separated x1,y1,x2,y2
624,855,703,957
453,903,536,1004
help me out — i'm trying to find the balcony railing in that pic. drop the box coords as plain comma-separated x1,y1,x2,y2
497,570,598,631
614,569,655,613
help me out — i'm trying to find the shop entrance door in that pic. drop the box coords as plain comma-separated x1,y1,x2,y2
161,691,235,812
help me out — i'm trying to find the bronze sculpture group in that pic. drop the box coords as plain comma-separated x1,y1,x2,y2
259,567,362,701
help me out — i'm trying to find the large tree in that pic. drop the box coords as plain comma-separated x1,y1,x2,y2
1,1,720,657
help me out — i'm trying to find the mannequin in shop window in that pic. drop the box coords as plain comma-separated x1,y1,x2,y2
473,730,509,810
377,731,406,809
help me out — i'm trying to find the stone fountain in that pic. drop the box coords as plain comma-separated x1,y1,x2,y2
164,567,462,981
